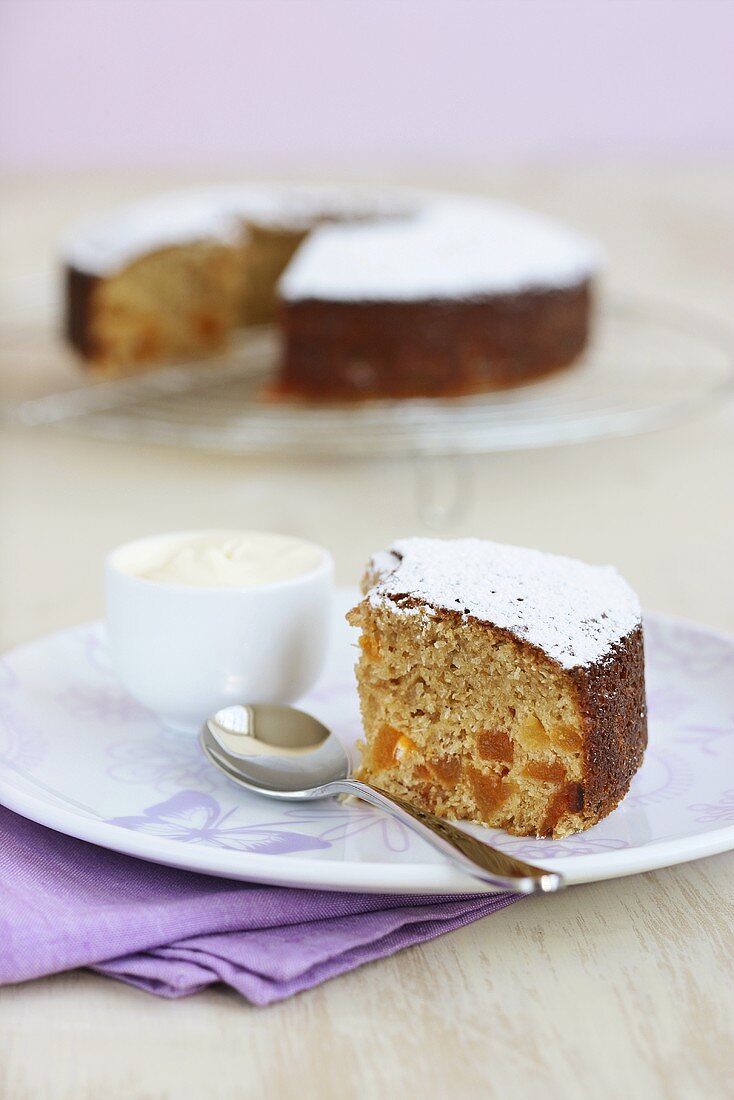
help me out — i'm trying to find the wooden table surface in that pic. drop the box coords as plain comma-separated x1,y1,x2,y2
1,165,733,1100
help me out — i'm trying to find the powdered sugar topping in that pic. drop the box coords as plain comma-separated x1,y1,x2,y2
63,185,600,294
62,190,245,276
280,198,599,301
366,538,641,670
62,184,420,276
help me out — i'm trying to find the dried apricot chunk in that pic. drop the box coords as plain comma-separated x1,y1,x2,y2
395,734,419,761
372,724,402,770
523,759,567,784
541,782,585,835
359,633,381,661
466,766,516,818
476,729,514,765
518,715,551,752
555,723,583,752
427,755,461,789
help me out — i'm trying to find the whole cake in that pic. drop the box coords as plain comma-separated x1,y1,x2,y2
347,538,646,838
63,185,599,397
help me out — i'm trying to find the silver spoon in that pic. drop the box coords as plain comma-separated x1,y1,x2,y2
199,703,564,895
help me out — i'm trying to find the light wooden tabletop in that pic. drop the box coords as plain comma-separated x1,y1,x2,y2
0,165,733,1100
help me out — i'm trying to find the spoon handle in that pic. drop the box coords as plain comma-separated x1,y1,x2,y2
327,778,564,894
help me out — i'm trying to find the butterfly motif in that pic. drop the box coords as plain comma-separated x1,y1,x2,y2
281,803,412,853
644,685,691,725
674,717,734,757
689,789,734,825
0,696,47,771
83,627,117,677
108,791,331,854
57,683,152,724
491,835,629,860
625,746,693,806
106,735,217,794
645,619,734,678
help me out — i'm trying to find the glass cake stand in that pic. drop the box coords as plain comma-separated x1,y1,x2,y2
2,275,732,460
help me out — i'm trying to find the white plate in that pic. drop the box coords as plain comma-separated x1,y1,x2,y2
1,592,733,893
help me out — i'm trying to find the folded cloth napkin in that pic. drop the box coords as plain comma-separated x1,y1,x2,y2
0,806,520,1005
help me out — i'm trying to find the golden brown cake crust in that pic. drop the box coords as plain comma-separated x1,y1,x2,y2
65,264,100,360
277,280,592,400
566,623,647,830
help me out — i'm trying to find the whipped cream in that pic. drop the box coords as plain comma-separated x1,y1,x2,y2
122,531,325,588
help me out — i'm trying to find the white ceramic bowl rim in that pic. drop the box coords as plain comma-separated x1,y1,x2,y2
105,529,334,594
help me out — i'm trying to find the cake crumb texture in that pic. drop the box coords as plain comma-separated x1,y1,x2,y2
66,242,242,373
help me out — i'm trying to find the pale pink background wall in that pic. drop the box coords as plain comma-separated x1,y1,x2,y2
2,0,733,170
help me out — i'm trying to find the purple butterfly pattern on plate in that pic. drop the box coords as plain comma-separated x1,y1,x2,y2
106,733,218,794
625,746,693,807
281,802,412,853
56,683,153,724
673,716,734,757
489,834,630,860
689,790,734,825
645,617,734,678
108,790,331,854
645,685,692,724
0,662,46,771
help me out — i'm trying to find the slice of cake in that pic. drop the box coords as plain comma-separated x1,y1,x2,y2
64,193,245,375
347,538,646,838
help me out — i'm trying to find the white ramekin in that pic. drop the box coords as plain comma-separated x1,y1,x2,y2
105,531,334,733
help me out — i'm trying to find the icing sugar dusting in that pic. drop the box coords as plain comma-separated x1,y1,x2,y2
62,184,421,276
366,538,641,670
62,185,600,293
280,199,600,301
62,190,245,276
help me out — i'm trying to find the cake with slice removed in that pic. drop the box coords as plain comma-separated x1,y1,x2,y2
63,185,599,391
347,538,647,838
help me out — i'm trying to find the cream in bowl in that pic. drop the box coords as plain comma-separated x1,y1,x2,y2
106,530,334,733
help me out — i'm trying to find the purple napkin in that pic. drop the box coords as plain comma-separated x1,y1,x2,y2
0,806,520,1005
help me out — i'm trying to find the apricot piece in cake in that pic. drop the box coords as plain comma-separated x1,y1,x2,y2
394,734,419,762
371,724,403,771
541,783,585,836
427,755,461,790
476,728,514,765
358,632,381,661
522,759,567,785
517,715,551,753
466,767,517,818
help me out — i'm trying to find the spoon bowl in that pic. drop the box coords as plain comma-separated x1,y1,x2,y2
203,704,349,794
